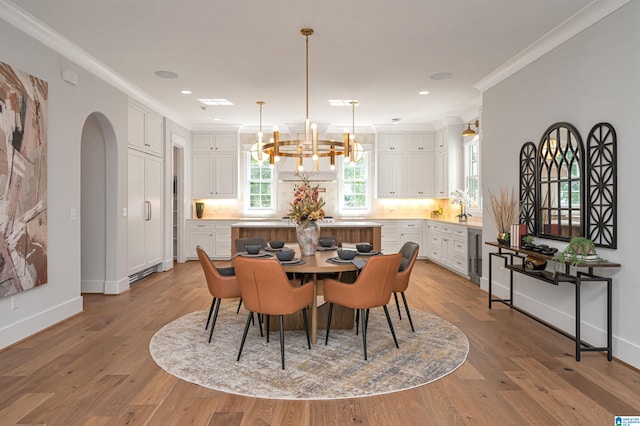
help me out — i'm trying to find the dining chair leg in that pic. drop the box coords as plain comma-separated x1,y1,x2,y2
383,305,399,349
208,298,222,343
257,313,263,337
266,315,270,343
401,292,415,332
361,308,368,360
393,292,402,320
355,309,360,335
302,307,311,349
236,297,243,314
237,312,253,362
325,303,334,345
205,297,217,330
279,315,285,369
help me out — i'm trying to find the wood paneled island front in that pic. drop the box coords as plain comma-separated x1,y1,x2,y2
230,221,382,254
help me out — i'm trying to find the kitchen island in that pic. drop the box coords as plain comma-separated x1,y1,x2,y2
230,221,382,254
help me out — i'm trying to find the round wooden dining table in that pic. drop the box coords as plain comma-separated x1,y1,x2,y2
279,246,358,344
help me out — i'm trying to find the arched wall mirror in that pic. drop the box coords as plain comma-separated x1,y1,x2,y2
536,122,585,241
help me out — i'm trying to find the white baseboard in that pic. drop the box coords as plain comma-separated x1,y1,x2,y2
162,259,174,271
105,277,129,295
81,279,105,293
0,296,83,350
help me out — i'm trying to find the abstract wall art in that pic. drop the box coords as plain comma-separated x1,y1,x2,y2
0,60,48,298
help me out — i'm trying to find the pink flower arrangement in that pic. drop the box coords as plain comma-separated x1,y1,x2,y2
288,175,325,224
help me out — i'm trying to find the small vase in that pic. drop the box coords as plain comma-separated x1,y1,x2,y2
296,220,320,256
497,232,510,246
195,202,205,219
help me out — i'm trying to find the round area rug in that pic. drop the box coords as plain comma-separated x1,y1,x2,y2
149,303,468,400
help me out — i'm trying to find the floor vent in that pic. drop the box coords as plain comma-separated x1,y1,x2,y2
128,265,159,284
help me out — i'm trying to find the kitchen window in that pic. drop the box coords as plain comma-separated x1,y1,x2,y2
246,154,275,211
340,152,370,213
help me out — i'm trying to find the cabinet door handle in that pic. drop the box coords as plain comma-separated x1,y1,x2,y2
145,201,152,221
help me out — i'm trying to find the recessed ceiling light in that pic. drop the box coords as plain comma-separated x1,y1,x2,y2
430,72,453,81
198,98,234,106
392,118,401,124
328,99,358,106
213,118,221,121
418,90,430,95
180,90,192,95
154,70,178,79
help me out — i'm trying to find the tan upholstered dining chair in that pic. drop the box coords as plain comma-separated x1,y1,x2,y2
323,253,402,360
392,242,420,332
233,256,314,369
196,246,242,343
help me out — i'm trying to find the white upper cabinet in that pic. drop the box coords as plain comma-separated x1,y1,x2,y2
128,101,163,156
377,133,435,198
192,134,236,152
191,133,238,199
378,134,406,152
406,134,435,153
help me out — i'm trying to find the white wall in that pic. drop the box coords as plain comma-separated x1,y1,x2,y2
0,20,130,348
481,1,640,367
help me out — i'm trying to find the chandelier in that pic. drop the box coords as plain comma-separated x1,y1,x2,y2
255,28,363,171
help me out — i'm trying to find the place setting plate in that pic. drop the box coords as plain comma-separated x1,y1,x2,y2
316,246,338,251
234,251,273,258
279,258,305,265
326,257,355,264
357,251,381,256
264,247,283,252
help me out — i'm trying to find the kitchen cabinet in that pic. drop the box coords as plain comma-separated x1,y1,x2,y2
128,149,163,275
379,220,400,254
425,220,468,276
399,220,424,257
128,102,163,156
377,154,405,197
377,133,435,198
191,134,237,199
434,125,463,198
378,134,406,152
187,220,233,260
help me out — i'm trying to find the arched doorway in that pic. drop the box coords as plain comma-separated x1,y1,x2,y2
80,113,118,293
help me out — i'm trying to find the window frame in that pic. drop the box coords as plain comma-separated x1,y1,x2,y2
338,149,372,215
464,135,481,216
243,150,276,214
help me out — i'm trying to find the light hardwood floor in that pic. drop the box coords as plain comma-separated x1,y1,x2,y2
1,260,639,425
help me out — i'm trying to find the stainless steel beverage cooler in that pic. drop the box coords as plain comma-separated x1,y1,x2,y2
467,228,482,285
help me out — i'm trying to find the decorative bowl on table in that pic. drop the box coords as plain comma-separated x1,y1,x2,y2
337,249,357,260
246,245,261,255
319,238,335,248
269,240,285,249
276,249,295,261
525,255,547,271
356,243,373,253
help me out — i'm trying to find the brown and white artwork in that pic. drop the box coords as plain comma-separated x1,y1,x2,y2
0,60,48,298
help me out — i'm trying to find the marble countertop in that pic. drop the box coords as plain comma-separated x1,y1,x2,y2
230,221,382,228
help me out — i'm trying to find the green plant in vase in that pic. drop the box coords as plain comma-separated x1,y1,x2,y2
552,237,602,266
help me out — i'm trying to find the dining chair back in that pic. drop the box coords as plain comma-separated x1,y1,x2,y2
196,246,241,343
323,253,402,360
233,256,314,369
392,242,420,332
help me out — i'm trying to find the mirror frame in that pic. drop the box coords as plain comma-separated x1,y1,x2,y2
535,122,585,242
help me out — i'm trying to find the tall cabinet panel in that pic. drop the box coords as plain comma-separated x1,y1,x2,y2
377,133,435,198
191,134,237,199
128,150,163,275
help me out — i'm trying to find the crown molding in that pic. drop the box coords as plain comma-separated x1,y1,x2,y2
0,0,192,129
474,0,631,93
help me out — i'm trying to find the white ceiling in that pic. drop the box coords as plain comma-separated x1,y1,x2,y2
5,0,608,130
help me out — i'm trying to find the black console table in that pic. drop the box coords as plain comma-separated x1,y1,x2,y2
486,242,620,361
